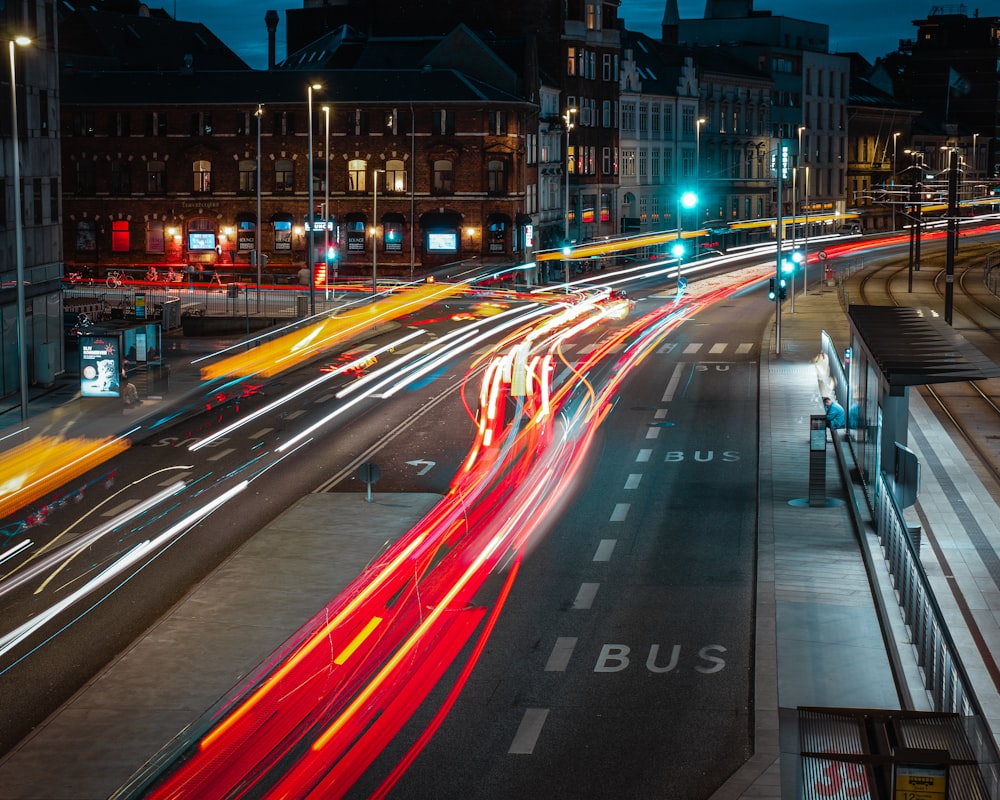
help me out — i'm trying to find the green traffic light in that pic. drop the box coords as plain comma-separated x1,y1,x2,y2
671,242,686,258
680,191,698,209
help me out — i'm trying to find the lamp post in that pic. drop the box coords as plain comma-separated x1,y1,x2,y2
694,117,706,258
371,168,382,300
8,35,31,422
322,104,330,300
802,165,810,297
306,82,321,315
255,104,263,311
563,106,577,286
891,131,900,230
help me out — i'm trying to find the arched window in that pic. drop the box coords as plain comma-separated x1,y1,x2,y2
111,220,130,253
146,219,165,254
348,159,367,192
385,159,406,193
192,160,211,193
432,159,453,194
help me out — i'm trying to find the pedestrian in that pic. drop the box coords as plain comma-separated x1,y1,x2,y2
823,396,845,430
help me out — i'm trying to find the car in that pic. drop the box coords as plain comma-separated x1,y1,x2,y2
836,223,862,235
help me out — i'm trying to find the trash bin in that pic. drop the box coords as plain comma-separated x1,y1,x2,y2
296,294,309,319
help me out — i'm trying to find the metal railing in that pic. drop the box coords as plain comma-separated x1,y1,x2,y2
985,249,1000,296
820,331,1000,791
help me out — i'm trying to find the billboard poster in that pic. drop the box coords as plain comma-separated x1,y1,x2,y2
79,334,122,398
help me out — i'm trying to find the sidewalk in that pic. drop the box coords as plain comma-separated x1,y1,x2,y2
2,282,1000,798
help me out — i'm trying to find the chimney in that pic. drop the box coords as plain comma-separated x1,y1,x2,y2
265,9,279,71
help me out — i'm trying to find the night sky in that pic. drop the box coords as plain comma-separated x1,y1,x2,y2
175,0,928,71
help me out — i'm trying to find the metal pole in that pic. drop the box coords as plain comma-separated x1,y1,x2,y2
563,107,576,287
255,104,262,312
789,166,796,313
945,147,958,324
803,166,809,296
9,38,29,422
323,105,330,301
775,142,784,356
372,169,378,299
307,84,317,316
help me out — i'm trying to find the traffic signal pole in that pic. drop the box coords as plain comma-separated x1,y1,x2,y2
775,152,784,356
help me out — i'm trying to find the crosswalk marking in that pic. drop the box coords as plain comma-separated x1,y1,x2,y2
573,582,600,609
509,709,550,754
545,638,578,671
594,539,617,561
709,343,727,354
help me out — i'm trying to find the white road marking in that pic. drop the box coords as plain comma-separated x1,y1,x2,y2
624,474,641,490
545,637,577,671
610,503,630,521
654,408,667,419
509,708,550,754
159,472,191,485
101,499,140,517
249,427,273,439
661,363,684,402
736,343,753,354
285,409,307,420
636,449,652,462
645,427,660,439
656,342,677,354
315,392,337,404
593,539,617,562
206,448,234,462
709,343,727,354
683,343,702,354
572,582,600,609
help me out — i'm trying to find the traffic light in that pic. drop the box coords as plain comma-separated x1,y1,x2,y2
671,241,686,259
778,276,787,300
768,276,787,301
768,277,777,301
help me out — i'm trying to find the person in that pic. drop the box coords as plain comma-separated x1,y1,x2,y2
823,396,846,430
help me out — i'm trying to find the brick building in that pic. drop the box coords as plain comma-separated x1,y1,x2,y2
59,30,538,283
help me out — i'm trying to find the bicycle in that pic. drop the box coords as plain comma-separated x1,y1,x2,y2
106,270,125,288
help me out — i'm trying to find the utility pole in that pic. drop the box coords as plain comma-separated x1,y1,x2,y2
945,147,958,324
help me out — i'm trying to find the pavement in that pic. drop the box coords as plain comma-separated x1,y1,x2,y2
1,278,1000,798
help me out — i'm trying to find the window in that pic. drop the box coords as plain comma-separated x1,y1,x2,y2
602,147,612,174
621,149,636,178
621,102,636,133
432,110,455,136
682,148,696,177
638,103,648,135
110,111,130,137
384,109,397,134
32,178,42,223
638,149,648,180
145,111,167,136
488,159,507,194
238,159,256,194
682,107,695,135
385,159,406,193
432,159,453,194
39,90,49,133
193,160,211,193
146,220,165,254
76,220,97,253
274,219,292,251
76,160,95,195
191,112,213,136
73,111,95,137
586,3,601,30
147,161,165,194
273,111,295,136
603,100,612,128
567,47,578,76
603,53,613,81
651,148,660,179
275,159,294,193
348,158,367,192
111,220,130,253
491,111,508,135
348,109,369,136
50,178,59,223
111,160,130,196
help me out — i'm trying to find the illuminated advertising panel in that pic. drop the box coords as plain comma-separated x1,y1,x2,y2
79,334,122,398
427,232,457,251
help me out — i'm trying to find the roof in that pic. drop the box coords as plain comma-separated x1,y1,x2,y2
848,305,1000,394
59,67,533,107
58,5,250,71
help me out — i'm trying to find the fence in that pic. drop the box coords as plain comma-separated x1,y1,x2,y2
986,249,1000,296
820,331,1000,792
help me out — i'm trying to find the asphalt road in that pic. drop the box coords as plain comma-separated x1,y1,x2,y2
356,288,767,799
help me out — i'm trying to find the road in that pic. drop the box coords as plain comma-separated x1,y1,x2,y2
356,286,766,799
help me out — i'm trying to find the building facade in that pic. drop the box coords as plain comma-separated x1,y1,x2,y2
1,0,64,399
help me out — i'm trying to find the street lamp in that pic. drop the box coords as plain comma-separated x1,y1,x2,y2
306,81,322,315
892,131,901,230
255,104,263,311
563,106,577,286
322,104,330,300
8,34,31,422
694,117,706,259
371,168,383,299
